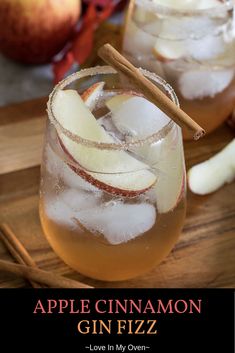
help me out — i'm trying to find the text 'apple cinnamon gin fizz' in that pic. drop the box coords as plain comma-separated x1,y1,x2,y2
39,66,186,281
123,0,235,137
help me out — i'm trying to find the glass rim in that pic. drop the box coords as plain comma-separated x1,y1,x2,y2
135,0,233,17
47,65,178,151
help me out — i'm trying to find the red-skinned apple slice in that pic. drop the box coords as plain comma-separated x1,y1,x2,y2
154,127,185,213
81,82,105,110
52,89,157,196
136,126,185,213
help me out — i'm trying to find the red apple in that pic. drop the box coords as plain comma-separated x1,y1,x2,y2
0,0,81,64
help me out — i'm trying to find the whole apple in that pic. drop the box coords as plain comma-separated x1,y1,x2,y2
0,0,81,64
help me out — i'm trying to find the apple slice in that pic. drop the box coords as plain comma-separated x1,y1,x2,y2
154,127,185,213
141,126,185,213
81,82,105,110
52,89,157,196
188,139,235,195
153,39,186,62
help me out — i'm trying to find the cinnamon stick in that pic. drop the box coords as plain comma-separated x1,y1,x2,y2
0,259,93,288
98,43,205,140
0,223,41,288
0,223,92,288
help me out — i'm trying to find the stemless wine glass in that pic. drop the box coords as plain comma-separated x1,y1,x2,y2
122,0,235,138
39,66,186,282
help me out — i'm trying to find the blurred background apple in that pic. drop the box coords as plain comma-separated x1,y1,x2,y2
0,0,81,64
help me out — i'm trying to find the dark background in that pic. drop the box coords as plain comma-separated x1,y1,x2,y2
0,289,233,351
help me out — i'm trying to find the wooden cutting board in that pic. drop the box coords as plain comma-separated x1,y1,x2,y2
0,97,234,288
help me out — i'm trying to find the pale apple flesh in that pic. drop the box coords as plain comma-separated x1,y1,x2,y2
153,40,186,62
188,139,235,195
52,89,157,196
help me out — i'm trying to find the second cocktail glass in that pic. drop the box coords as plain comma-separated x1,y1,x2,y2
123,0,235,137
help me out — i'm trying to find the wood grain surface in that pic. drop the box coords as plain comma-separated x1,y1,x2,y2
0,95,234,289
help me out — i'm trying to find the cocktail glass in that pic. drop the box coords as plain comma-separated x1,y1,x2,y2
39,66,186,281
123,0,235,138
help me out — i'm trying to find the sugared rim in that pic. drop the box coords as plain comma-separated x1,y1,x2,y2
47,66,178,151
135,0,233,17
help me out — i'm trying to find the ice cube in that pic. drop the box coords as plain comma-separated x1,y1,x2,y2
44,188,101,230
61,189,101,211
154,17,220,62
44,196,80,230
62,166,101,193
123,21,156,56
188,34,225,61
45,144,101,193
153,16,222,61
77,202,156,245
178,69,235,100
98,113,124,141
111,96,170,139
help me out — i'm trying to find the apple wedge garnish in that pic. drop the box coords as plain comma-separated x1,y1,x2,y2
154,128,185,213
52,89,157,196
140,126,185,213
81,81,105,110
153,40,186,62
188,139,235,195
